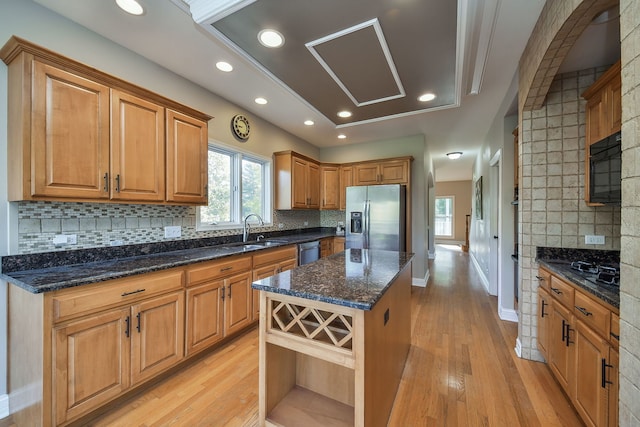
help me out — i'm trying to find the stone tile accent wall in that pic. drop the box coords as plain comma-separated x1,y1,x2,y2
16,201,321,254
619,0,640,423
519,67,621,362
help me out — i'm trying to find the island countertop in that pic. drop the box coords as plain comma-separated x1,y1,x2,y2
251,248,414,310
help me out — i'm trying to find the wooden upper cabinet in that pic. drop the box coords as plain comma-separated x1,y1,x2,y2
111,90,165,202
31,61,111,200
320,164,340,210
354,158,410,186
0,36,211,205
339,165,353,210
274,151,320,209
583,61,621,206
166,109,208,204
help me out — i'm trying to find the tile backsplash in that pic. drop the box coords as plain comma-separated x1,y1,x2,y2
16,201,347,254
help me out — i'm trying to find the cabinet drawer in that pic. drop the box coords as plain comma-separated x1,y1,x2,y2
52,269,184,323
549,276,574,309
252,246,297,269
573,291,610,339
610,312,620,347
537,267,551,290
186,255,251,286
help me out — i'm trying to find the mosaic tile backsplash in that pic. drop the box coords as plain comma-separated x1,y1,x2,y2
16,201,348,254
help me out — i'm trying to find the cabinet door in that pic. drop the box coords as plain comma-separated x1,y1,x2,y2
320,237,333,258
340,166,353,210
32,61,110,199
54,307,131,425
166,109,208,204
379,160,409,184
131,292,184,385
573,320,611,427
354,163,380,185
111,90,165,202
252,265,279,321
186,280,224,356
537,287,551,360
608,77,622,134
307,161,321,208
333,237,345,253
586,92,606,146
292,157,309,208
224,271,252,335
549,300,574,395
321,165,340,210
279,259,297,273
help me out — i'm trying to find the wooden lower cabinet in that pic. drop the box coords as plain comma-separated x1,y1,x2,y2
251,246,297,321
320,237,333,258
54,307,131,425
224,271,253,336
537,266,619,427
573,319,611,427
537,287,551,360
186,280,225,356
53,291,184,425
548,299,574,394
334,237,345,253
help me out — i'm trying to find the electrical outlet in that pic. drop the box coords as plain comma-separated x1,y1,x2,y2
278,223,284,229
110,240,124,246
585,235,605,245
164,225,182,238
53,234,77,245
304,221,308,226
67,234,77,245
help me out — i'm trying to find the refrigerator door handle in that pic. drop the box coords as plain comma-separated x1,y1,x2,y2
364,200,370,249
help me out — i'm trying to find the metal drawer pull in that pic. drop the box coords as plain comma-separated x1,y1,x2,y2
536,275,545,281
220,266,233,272
550,287,562,295
121,288,146,297
610,332,620,340
575,306,592,317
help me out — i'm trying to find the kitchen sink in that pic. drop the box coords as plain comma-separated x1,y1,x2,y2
241,240,288,250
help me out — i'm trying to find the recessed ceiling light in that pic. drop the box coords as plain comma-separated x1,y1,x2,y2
418,93,436,102
115,0,144,15
258,29,285,48
304,120,315,126
215,61,233,72
446,152,463,160
337,111,352,118
338,134,347,139
255,97,268,105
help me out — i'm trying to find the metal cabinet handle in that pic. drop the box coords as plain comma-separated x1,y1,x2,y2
541,300,547,318
601,358,614,388
125,315,130,337
536,275,545,281
561,319,567,343
610,332,620,340
221,286,225,301
228,285,232,298
136,312,141,333
575,306,592,317
121,288,146,297
115,174,121,193
103,172,109,192
220,266,233,272
551,287,562,295
565,322,573,347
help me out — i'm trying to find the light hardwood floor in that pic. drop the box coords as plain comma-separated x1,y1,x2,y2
1,245,583,426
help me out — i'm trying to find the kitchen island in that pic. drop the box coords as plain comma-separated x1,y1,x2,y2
252,248,413,427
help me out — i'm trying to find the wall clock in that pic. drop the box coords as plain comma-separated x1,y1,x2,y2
231,114,250,141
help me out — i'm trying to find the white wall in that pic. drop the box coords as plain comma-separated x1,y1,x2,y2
0,26,8,408
320,135,430,282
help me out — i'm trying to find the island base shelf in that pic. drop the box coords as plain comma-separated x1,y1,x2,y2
266,386,354,427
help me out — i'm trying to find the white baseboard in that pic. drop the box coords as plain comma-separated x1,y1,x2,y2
499,307,518,323
412,270,429,287
469,252,490,294
0,394,9,420
514,337,522,358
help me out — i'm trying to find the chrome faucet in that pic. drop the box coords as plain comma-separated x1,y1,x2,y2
243,213,264,242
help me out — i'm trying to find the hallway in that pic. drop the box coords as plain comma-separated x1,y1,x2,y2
7,246,583,426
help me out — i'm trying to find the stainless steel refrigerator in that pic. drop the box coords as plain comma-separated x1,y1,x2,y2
345,184,406,251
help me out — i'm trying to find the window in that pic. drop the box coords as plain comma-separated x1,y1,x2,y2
435,196,454,238
197,144,271,230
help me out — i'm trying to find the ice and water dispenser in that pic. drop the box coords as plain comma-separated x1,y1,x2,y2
350,212,362,234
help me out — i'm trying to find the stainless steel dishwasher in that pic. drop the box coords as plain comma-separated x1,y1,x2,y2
298,240,320,265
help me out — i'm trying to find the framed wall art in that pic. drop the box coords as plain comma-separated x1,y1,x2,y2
475,176,483,219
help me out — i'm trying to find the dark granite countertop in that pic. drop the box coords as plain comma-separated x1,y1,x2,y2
537,260,619,309
252,248,414,311
0,231,339,294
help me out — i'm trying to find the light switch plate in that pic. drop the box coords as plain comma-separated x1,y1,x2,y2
585,235,605,245
164,226,182,238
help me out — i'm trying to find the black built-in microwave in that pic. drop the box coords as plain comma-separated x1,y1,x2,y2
589,131,621,205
